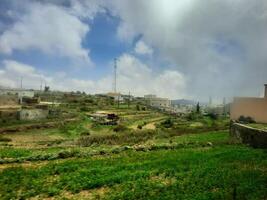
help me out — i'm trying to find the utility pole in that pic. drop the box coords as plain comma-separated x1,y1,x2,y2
113,58,117,93
223,97,226,115
40,79,43,91
20,77,23,89
117,95,120,108
128,91,131,108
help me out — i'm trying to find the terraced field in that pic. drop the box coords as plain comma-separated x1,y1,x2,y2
0,107,266,200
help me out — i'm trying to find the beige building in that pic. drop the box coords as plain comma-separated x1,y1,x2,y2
144,94,171,108
230,84,267,123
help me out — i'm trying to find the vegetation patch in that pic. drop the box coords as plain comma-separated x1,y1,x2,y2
0,145,266,200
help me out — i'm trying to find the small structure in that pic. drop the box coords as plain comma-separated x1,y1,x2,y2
230,84,267,123
106,92,124,102
89,111,119,125
19,109,49,121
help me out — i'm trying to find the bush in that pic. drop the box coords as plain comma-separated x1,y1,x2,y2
207,113,218,120
238,116,255,124
113,124,128,132
0,137,12,142
57,150,77,159
80,131,91,136
160,118,174,128
77,130,157,146
80,106,91,112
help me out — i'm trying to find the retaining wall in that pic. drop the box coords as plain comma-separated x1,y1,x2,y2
19,109,49,121
230,121,267,148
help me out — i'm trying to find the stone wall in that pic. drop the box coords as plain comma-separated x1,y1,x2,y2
0,95,18,106
0,110,19,121
230,121,267,148
19,109,49,121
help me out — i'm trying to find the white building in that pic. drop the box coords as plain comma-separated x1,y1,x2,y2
144,94,171,108
106,92,124,102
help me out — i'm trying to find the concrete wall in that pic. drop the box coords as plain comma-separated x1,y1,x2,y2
19,109,49,121
230,97,267,123
230,122,267,148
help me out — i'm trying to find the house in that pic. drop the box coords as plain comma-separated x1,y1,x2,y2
230,84,267,123
106,92,124,102
144,94,171,108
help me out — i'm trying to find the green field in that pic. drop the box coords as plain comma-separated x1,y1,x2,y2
0,105,266,199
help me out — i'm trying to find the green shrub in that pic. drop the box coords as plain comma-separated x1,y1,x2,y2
160,118,174,128
0,137,12,142
57,150,77,159
207,112,218,120
77,130,156,146
137,124,143,129
141,106,146,111
113,124,128,132
80,131,91,136
79,106,91,112
238,116,255,124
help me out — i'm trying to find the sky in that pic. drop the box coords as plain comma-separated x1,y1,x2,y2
0,0,267,102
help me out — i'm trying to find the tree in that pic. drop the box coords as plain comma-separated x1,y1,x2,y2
196,102,200,113
44,86,50,92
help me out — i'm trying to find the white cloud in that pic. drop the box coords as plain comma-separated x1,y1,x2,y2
0,58,186,99
4,60,35,75
134,40,153,55
0,1,97,65
0,60,49,89
107,0,267,100
115,54,187,99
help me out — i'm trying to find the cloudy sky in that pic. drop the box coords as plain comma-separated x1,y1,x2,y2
0,0,266,102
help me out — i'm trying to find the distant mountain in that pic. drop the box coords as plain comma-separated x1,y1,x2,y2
171,99,196,105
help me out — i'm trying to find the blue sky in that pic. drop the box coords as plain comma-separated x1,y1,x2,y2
0,0,266,101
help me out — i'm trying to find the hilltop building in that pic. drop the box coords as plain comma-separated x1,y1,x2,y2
106,92,124,102
144,94,171,108
230,84,267,123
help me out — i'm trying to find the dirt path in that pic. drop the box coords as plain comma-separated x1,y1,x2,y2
130,117,167,130
143,122,156,130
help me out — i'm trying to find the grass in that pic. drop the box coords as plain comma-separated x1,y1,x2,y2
0,107,266,199
0,144,266,199
0,131,229,165
248,123,267,130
